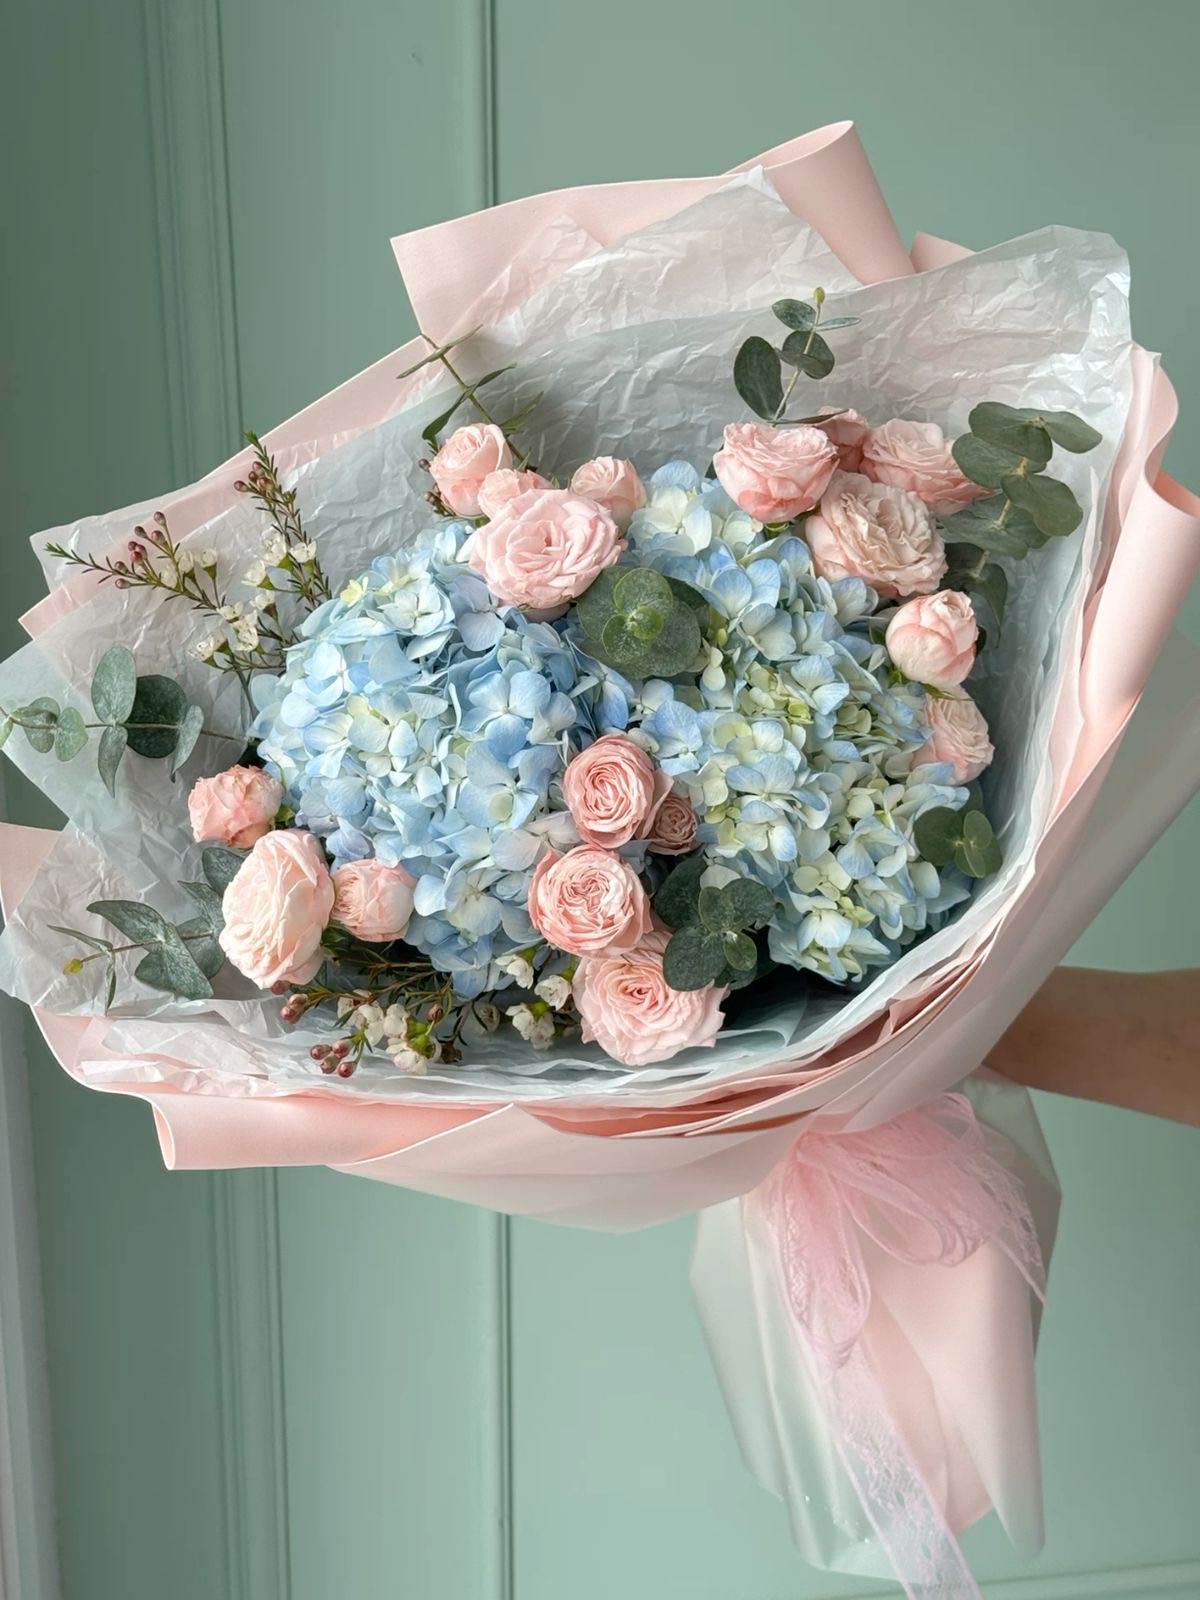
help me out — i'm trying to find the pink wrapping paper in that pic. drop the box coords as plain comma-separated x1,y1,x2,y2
4,124,1199,1594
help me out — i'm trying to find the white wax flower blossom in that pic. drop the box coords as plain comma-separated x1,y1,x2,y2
261,530,288,563
220,603,243,622
192,634,221,661
507,1004,555,1049
197,547,218,568
392,1047,427,1075
473,1001,501,1032
535,974,572,1010
233,618,260,650
498,952,536,988
336,995,357,1020
251,591,274,612
292,540,318,562
383,1004,409,1041
174,549,196,574
244,559,268,587
350,1002,386,1046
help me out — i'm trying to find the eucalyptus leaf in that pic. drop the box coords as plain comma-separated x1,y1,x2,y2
172,704,206,773
723,930,759,973
91,644,137,723
420,394,465,454
613,567,673,615
967,403,1053,466
951,433,1027,489
771,298,816,332
1038,410,1101,454
940,497,1044,558
0,718,11,750
814,316,860,330
665,576,709,615
662,924,729,991
574,567,622,639
20,698,59,754
600,614,645,664
126,675,188,758
104,954,117,1012
780,330,834,379
97,724,128,795
711,877,775,931
1000,471,1082,537
201,845,248,896
912,805,964,868
134,924,213,1001
175,916,225,979
53,705,87,762
180,880,225,932
653,854,706,930
734,336,784,420
87,898,169,946
627,603,701,677
48,924,113,955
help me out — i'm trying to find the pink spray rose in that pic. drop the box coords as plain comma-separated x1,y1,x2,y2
569,456,647,530
477,467,550,520
562,733,672,851
465,487,623,611
218,829,335,988
886,589,978,690
804,470,947,599
814,406,871,473
331,858,416,943
916,690,995,783
574,928,727,1067
861,418,987,516
646,791,698,856
713,422,838,522
187,764,282,848
429,423,512,516
527,846,652,956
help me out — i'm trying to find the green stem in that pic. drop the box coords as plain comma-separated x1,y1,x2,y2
424,335,533,471
772,290,824,424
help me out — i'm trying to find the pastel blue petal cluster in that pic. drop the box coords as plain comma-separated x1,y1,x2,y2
614,463,973,982
251,531,585,997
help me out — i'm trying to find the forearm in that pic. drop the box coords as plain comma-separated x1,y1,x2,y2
989,967,1200,1126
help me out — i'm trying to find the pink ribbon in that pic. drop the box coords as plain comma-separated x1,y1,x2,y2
755,1093,1046,1599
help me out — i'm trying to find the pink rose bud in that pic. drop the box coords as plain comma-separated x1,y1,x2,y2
646,791,698,856
527,846,652,956
218,830,335,988
562,733,672,851
569,456,647,530
428,423,512,517
861,418,987,517
916,689,995,782
713,421,838,523
886,589,979,690
573,929,727,1066
464,487,624,611
805,470,947,599
187,764,283,848
331,858,416,943
814,406,871,473
477,467,550,520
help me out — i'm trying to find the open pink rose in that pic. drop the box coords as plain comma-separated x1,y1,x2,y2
574,928,727,1066
429,423,512,516
331,858,416,942
569,456,647,530
187,764,282,848
527,846,651,956
714,422,838,522
916,690,995,783
805,470,947,599
477,467,550,520
886,589,978,689
465,487,623,611
219,830,334,988
646,791,698,855
861,419,987,516
815,406,871,472
562,734,672,850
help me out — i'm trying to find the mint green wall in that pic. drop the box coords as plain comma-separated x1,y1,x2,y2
1,3,1197,1598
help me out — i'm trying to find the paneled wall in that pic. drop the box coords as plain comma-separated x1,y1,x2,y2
1,3,1197,1598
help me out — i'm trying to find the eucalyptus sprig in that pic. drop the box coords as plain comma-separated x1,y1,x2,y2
654,855,776,991
407,328,543,467
733,289,861,424
0,645,236,795
913,795,1003,881
941,403,1101,638
574,566,708,679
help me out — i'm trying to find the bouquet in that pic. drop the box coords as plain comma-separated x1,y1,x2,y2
3,123,1197,1597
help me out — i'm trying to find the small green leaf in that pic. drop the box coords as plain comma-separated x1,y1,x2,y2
0,718,11,749
172,704,206,774
600,614,644,664
134,923,213,1001
696,885,723,932
1000,472,1083,537
951,433,1027,489
734,336,784,420
967,403,1053,466
175,917,225,979
780,330,834,380
954,824,1003,879
201,845,248,896
48,924,113,955
613,567,673,616
125,675,188,758
714,878,775,931
53,706,87,762
91,645,137,723
104,954,117,1012
180,880,225,933
574,567,621,639
97,724,128,795
654,855,706,930
87,898,169,946
771,299,816,332
940,497,1045,558
420,393,465,454
20,698,59,754
662,924,729,991
723,930,759,972
814,316,860,330
1038,410,1101,454
500,391,544,434
913,806,965,868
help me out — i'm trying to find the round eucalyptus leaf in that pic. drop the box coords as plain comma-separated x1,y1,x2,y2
19,697,59,754
780,330,834,379
613,567,673,616
126,675,188,758
1039,410,1101,454
1000,472,1082,537
723,930,759,973
53,705,87,762
913,805,964,868
771,298,816,332
967,403,1053,466
734,336,784,421
662,924,729,991
90,644,137,723
940,498,1044,558
951,432,1026,489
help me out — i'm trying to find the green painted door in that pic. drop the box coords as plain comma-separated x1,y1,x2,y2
2,3,1197,1597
